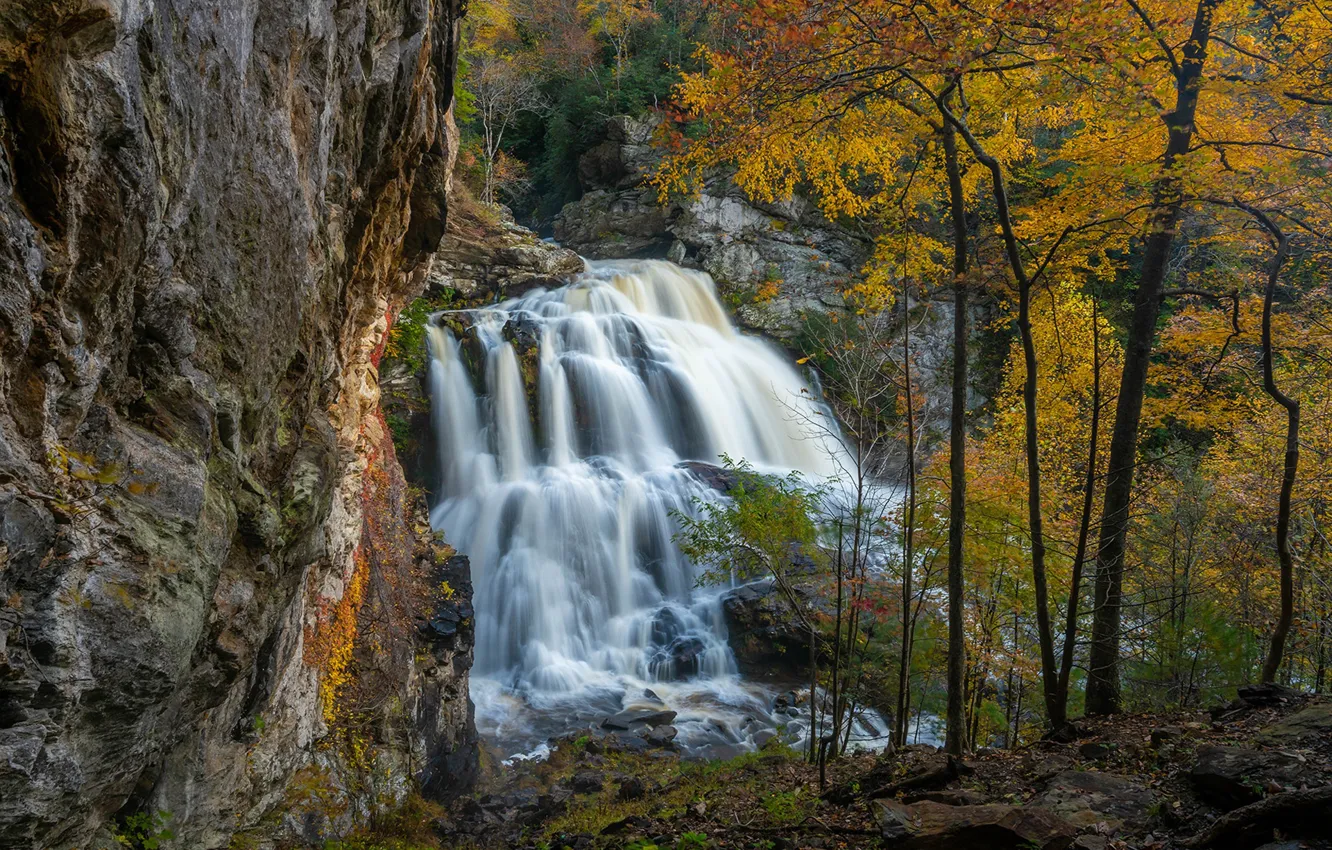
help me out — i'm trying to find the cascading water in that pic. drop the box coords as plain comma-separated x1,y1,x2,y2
426,259,887,757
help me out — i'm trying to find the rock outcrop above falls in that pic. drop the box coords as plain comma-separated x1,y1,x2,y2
432,193,585,304
0,1,474,847
553,115,871,338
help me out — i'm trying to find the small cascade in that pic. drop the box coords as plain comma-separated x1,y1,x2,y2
426,259,886,756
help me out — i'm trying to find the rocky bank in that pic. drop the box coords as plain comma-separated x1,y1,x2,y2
0,1,474,847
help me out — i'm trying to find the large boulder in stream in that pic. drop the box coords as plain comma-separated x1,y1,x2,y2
601,708,678,731
722,579,814,673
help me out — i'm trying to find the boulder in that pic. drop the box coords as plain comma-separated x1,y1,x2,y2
1189,745,1308,809
1151,727,1184,749
1022,753,1077,782
1237,683,1304,707
664,638,706,678
1078,742,1116,761
676,460,740,493
721,580,812,672
1036,771,1159,834
601,708,678,731
644,725,679,748
1257,702,1332,745
873,799,1076,850
569,771,605,794
902,790,990,807
617,776,648,801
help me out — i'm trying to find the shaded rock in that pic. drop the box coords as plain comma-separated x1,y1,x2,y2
1151,727,1184,749
903,790,991,807
1189,745,1307,809
1023,754,1077,782
722,580,811,672
601,708,678,731
617,776,647,802
1257,702,1332,744
663,638,706,678
1237,683,1303,707
676,460,740,493
873,799,1076,850
1036,771,1159,834
569,771,605,794
1078,741,1116,761
602,732,653,754
903,744,941,755
601,815,652,836
644,725,678,748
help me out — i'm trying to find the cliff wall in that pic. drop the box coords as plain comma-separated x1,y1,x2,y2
0,0,472,846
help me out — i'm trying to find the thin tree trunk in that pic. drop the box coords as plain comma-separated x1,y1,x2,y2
1087,0,1221,715
1245,209,1298,684
942,115,969,757
829,521,845,758
1057,296,1101,720
896,275,918,749
935,89,1058,730
809,625,820,762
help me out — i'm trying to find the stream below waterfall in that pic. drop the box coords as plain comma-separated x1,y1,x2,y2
425,259,894,759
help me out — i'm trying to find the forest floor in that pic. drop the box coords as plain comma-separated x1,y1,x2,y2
361,685,1332,850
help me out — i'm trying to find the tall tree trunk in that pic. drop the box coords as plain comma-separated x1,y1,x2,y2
1058,297,1101,719
1246,209,1298,684
896,276,918,749
942,116,969,756
1086,0,1221,715
935,89,1057,730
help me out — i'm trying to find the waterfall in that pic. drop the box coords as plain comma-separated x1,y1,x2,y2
426,259,884,756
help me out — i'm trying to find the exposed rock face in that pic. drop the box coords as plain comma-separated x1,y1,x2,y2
0,0,472,847
553,115,871,339
873,799,1077,850
431,195,584,304
1189,745,1308,809
1256,701,1332,744
721,579,813,673
1035,771,1158,835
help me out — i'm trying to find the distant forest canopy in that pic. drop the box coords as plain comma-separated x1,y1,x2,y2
453,0,724,217
456,0,1332,750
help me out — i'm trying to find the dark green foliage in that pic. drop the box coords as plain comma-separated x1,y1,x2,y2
480,11,714,221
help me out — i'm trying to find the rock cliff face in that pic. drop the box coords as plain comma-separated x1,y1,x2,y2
553,115,872,339
0,1,473,847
